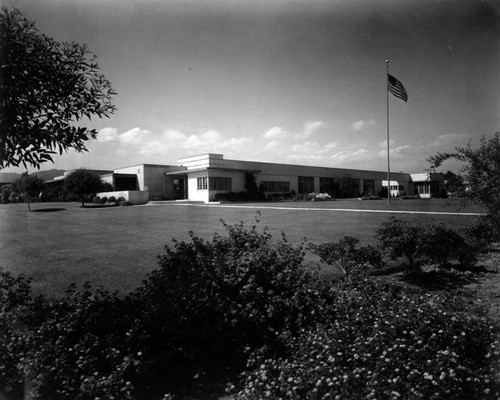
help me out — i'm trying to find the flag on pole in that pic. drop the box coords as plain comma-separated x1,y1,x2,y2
387,74,408,102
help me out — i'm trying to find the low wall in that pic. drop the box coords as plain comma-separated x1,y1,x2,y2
97,190,149,205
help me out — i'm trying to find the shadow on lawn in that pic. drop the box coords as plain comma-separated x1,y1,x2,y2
33,208,66,212
398,266,495,291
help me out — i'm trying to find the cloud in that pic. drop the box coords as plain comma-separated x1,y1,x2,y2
429,133,469,147
264,140,280,150
330,148,369,163
294,120,326,139
303,120,326,136
350,119,375,132
97,127,119,143
119,127,153,145
263,126,287,139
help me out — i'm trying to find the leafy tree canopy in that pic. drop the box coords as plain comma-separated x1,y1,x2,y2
0,8,116,169
428,132,500,217
14,172,46,210
64,168,105,207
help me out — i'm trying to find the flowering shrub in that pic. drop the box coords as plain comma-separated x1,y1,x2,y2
306,193,333,201
1,217,498,400
309,236,384,276
128,216,336,397
233,279,500,400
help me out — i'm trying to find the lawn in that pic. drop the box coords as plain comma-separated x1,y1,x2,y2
0,199,483,296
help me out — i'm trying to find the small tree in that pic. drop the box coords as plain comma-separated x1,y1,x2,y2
428,132,500,237
64,169,104,207
14,172,46,211
375,217,427,273
0,8,116,169
310,236,383,277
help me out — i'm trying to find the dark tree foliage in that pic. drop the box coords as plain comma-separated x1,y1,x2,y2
338,175,360,198
0,8,116,169
428,133,500,221
64,168,104,207
14,172,46,211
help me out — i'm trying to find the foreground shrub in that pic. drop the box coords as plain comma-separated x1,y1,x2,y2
92,196,100,204
99,196,108,204
233,279,500,400
127,216,335,397
0,271,38,400
310,236,384,276
108,195,117,203
422,224,477,268
375,218,428,273
464,216,500,252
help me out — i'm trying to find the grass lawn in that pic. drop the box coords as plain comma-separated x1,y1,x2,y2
0,199,484,296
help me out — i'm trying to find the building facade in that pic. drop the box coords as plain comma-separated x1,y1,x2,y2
46,154,445,204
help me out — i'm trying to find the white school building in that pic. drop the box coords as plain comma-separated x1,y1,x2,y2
95,153,444,204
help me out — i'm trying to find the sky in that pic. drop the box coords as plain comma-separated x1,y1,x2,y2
3,0,500,174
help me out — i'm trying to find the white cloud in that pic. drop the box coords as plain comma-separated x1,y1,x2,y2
350,119,375,132
295,120,326,139
97,127,119,143
330,148,369,163
119,127,153,145
430,133,469,147
263,126,287,139
264,140,280,150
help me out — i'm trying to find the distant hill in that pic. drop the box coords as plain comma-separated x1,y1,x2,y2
0,169,66,184
31,169,67,181
0,172,21,184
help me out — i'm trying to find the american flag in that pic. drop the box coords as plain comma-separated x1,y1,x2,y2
387,74,408,102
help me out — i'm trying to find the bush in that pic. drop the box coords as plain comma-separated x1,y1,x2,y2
375,218,428,273
463,216,500,252
306,193,333,201
127,216,335,397
99,196,108,204
422,224,477,268
108,195,117,204
233,279,500,400
92,196,100,204
310,236,384,276
266,192,295,202
116,196,126,203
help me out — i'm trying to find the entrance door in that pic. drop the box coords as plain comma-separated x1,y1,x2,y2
173,177,185,200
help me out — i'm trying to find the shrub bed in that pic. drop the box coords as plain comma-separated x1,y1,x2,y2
232,279,500,400
1,217,499,400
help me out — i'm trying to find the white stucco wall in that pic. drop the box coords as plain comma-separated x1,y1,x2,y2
97,190,149,204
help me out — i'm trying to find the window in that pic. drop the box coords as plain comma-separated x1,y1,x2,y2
298,176,314,194
209,177,231,191
260,181,290,192
319,177,335,195
197,177,208,190
417,183,429,194
363,179,375,195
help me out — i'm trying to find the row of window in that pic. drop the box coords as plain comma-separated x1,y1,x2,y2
197,177,232,191
196,176,378,195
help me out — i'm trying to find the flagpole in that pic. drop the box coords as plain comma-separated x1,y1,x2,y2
386,60,391,206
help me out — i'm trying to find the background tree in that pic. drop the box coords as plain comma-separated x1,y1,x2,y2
64,169,105,207
428,132,500,236
14,172,46,211
0,8,116,169
338,175,360,198
443,170,465,198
